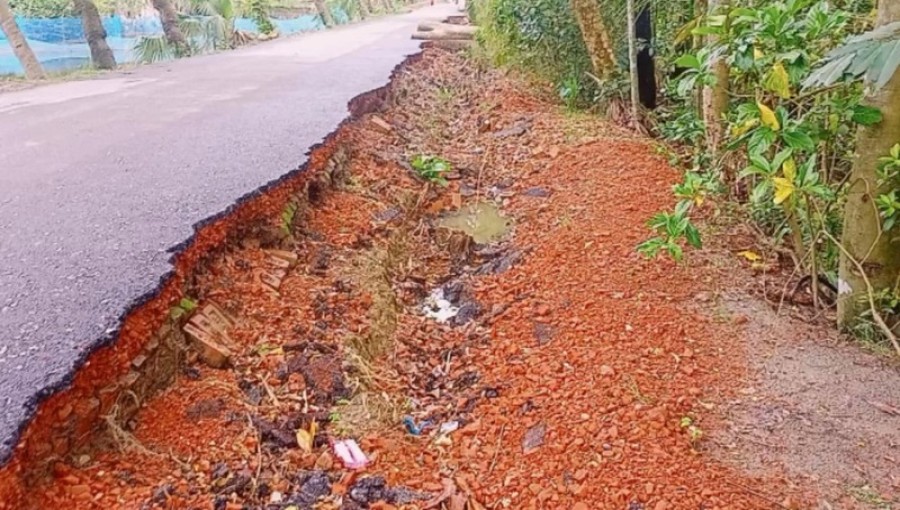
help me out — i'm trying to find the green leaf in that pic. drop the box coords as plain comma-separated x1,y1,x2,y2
667,243,684,262
691,26,720,36
684,224,702,249
647,213,668,230
749,153,771,172
740,166,765,179
851,105,884,126
748,128,776,154
771,148,794,171
751,181,771,203
637,238,665,258
730,7,756,18
675,54,702,70
782,129,815,151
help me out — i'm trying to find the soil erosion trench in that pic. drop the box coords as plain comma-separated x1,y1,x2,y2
0,50,417,508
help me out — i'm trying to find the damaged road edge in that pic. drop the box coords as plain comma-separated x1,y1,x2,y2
0,50,425,508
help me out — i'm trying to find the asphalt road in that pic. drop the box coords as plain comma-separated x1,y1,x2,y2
0,2,456,463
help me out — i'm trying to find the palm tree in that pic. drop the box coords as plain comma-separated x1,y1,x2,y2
358,0,371,19
150,0,188,53
75,0,116,69
0,0,44,79
315,0,335,26
838,0,900,329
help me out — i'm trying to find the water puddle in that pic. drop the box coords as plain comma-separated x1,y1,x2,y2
437,202,510,244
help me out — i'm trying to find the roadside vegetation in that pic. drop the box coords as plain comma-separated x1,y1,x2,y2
0,0,421,76
470,0,900,355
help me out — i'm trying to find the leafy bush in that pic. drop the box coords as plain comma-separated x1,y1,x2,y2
473,0,595,103
643,0,877,274
246,0,275,34
10,0,77,17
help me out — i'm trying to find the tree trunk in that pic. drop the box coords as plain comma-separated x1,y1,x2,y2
838,0,900,328
635,5,656,109
0,0,44,79
693,0,707,50
570,0,617,78
358,0,370,18
75,0,116,70
626,0,640,121
315,0,335,26
702,0,729,173
150,0,188,53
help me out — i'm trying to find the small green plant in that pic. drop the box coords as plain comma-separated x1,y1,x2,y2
281,201,299,236
411,155,451,186
558,74,582,110
680,416,703,444
638,200,702,262
169,297,198,320
436,86,455,104
674,172,711,207
876,144,900,231
659,108,706,147
671,49,717,97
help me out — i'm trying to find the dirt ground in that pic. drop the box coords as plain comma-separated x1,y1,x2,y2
30,49,900,510
712,293,900,509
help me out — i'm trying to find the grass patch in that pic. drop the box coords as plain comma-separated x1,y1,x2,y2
345,228,410,362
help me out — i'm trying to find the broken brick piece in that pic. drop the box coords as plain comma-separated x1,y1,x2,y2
184,322,233,369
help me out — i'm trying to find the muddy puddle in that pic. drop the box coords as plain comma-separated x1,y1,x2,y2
436,201,510,244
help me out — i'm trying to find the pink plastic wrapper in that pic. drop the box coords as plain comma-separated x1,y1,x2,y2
332,439,369,470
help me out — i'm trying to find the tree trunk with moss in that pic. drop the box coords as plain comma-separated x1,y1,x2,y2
0,0,44,79
150,0,188,53
702,0,729,172
570,0,617,78
315,0,335,26
75,0,116,70
626,0,639,120
838,0,900,328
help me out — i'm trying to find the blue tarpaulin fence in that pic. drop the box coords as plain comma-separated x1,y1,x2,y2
0,7,347,75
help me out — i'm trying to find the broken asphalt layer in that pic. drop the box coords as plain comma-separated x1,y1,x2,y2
0,2,458,464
